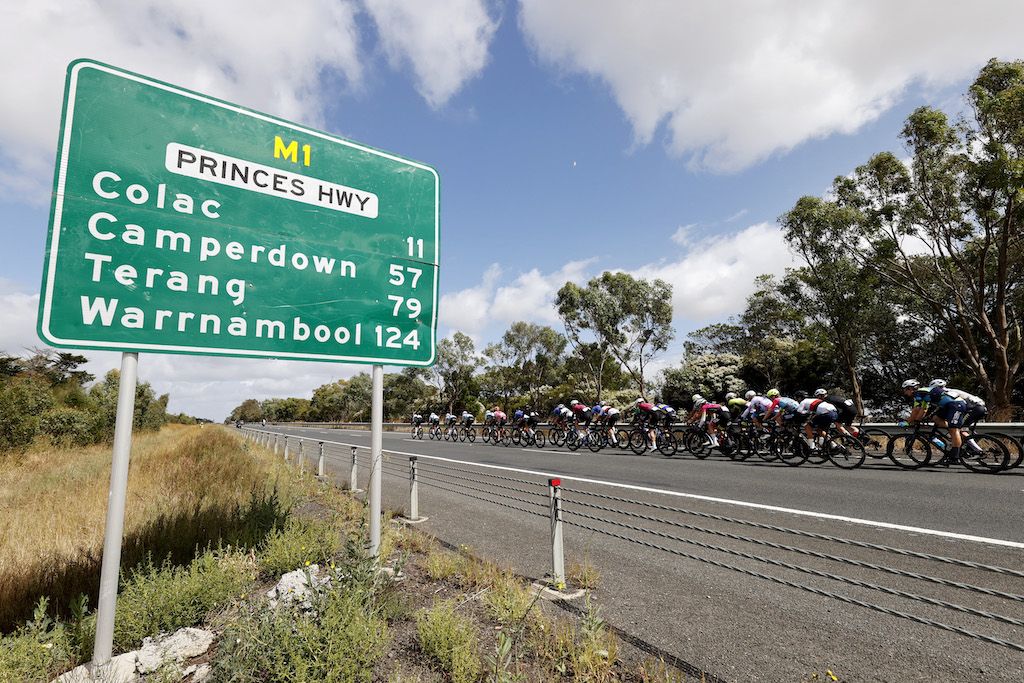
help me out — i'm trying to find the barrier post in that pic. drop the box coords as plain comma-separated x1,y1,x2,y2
350,446,361,492
298,440,305,473
369,364,384,559
549,478,566,589
409,457,419,521
318,441,326,477
273,433,279,455
283,436,290,462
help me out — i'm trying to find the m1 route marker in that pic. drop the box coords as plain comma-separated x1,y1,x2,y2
37,59,439,673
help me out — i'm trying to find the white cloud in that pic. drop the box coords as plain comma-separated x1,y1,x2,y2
364,0,499,108
633,222,796,323
670,223,698,247
439,259,593,336
0,0,501,200
519,0,1024,171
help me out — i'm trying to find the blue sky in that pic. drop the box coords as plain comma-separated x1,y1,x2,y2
1,1,1021,419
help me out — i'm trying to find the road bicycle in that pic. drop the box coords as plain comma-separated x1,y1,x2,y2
428,423,442,440
627,423,677,456
511,425,546,448
411,423,424,440
459,425,477,443
887,421,1008,472
443,423,459,441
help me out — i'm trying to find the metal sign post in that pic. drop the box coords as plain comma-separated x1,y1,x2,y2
92,352,139,668
368,364,384,558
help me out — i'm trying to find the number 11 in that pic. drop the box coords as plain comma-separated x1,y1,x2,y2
406,236,424,259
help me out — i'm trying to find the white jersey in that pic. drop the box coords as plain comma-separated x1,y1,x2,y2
798,398,836,415
946,388,985,407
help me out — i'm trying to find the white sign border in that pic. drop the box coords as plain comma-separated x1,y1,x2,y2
39,59,439,366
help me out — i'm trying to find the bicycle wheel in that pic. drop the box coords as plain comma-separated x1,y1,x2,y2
986,432,1022,471
458,428,467,443
684,431,710,458
501,430,512,447
777,435,809,467
534,430,546,448
587,431,604,453
887,434,931,469
859,428,890,459
628,430,648,455
959,434,1008,473
615,429,630,450
565,430,581,451
826,433,866,469
655,431,677,457
550,428,565,447
756,432,778,462
466,427,476,443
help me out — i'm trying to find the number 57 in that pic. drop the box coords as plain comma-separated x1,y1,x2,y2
389,264,422,288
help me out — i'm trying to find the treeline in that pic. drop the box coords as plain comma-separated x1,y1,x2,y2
228,59,1022,422
0,349,193,453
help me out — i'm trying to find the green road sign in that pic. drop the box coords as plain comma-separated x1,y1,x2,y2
38,59,439,366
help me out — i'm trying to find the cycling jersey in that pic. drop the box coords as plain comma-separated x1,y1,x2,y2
493,410,507,424
601,406,621,425
555,406,572,421
526,411,540,426
825,394,857,424
741,396,772,420
445,414,456,425
513,409,525,423
934,387,985,407
570,404,593,423
695,403,728,427
484,410,494,424
657,404,677,424
727,397,748,419
428,413,439,424
773,397,800,418
412,414,423,424
461,411,475,426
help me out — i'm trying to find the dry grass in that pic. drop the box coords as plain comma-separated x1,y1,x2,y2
568,556,602,590
0,425,299,630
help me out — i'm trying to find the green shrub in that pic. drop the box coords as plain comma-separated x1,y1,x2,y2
0,598,74,683
0,376,54,451
483,573,536,625
39,408,95,447
259,517,341,577
110,550,254,652
415,601,481,683
213,575,389,682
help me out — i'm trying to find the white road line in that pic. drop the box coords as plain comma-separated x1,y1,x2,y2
254,428,1024,550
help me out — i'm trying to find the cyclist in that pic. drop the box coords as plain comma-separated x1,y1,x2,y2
634,398,662,445
656,401,677,430
818,389,858,438
797,394,838,451
428,411,440,430
902,379,967,465
484,408,495,426
411,412,424,434
741,391,773,428
725,392,748,420
569,400,593,437
513,407,526,429
551,403,571,429
598,401,621,445
492,406,508,436
929,379,988,457
771,393,801,427
461,409,475,428
524,407,541,441
690,395,728,447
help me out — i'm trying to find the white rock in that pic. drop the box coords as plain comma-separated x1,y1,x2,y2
136,627,215,674
266,565,330,608
53,652,138,682
191,663,212,682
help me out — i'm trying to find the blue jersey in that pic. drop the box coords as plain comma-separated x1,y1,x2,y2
513,409,524,421
775,397,800,416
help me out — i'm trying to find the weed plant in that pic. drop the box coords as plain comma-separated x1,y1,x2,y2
415,600,482,683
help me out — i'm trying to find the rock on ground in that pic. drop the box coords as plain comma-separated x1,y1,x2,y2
52,627,215,682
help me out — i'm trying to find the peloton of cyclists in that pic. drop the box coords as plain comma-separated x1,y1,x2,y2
902,378,974,466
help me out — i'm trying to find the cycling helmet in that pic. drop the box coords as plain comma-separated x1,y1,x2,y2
635,398,644,405
693,397,706,408
744,390,756,401
691,393,704,403
928,378,947,389
766,389,780,398
725,392,737,401
570,400,579,406
901,379,920,390
600,400,609,407
794,390,807,401
814,388,827,398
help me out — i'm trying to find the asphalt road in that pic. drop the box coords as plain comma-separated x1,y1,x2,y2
255,426,1024,682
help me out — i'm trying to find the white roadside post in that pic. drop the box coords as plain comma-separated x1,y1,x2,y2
92,352,139,669
548,478,566,590
409,456,419,521
350,446,361,492
368,364,384,558
318,441,326,477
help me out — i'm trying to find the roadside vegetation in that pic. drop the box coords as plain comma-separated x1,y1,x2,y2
1,425,695,681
